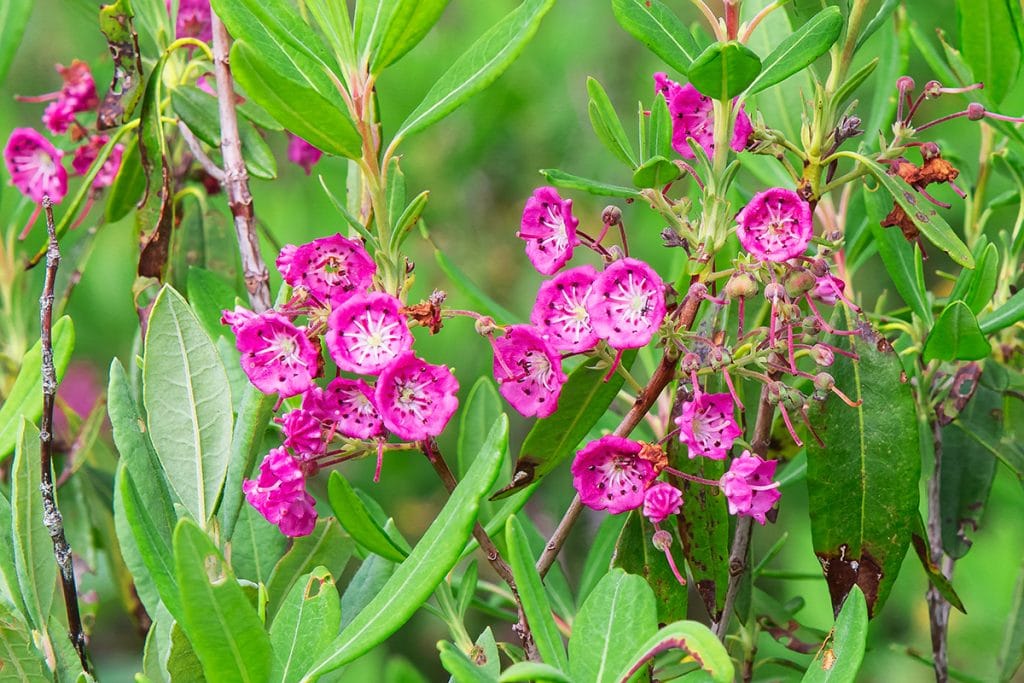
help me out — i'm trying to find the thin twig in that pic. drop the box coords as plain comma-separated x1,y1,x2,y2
39,198,92,675
210,11,271,312
177,120,225,182
926,420,951,683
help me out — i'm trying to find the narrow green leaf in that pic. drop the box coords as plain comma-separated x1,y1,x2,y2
218,384,277,540
922,302,991,363
231,503,288,586
538,169,641,199
105,136,146,223
394,0,556,142
371,0,450,72
269,567,341,683
437,640,498,683
647,93,673,160
855,0,901,51
611,0,698,74
687,41,762,100
355,0,389,57
587,77,637,167
979,288,1024,334
833,58,879,109
940,402,997,559
173,518,273,682
388,190,430,253
0,317,74,461
942,381,1024,484
0,0,32,87
956,0,1022,105
909,516,966,612
266,518,353,620
0,605,50,682
801,586,868,682
143,286,232,525
569,569,657,682
577,514,628,605
340,553,395,630
999,557,1024,681
457,377,505,479
499,662,572,683
493,352,635,498
961,243,999,315
11,421,54,634
806,316,920,616
301,416,508,680
506,516,568,670
186,267,239,342
327,472,408,562
612,620,733,682
865,187,932,324
746,7,842,95
307,0,357,68
612,512,688,625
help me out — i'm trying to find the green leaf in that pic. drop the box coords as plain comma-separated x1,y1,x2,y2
922,301,991,363
327,472,408,562
577,514,627,605
864,187,932,324
218,385,277,540
632,156,681,189
394,0,556,143
855,0,900,51
745,7,842,95
388,190,430,253
806,316,920,616
228,40,361,159
11,421,54,634
143,286,232,525
186,267,239,342
340,553,395,630
949,240,999,315
266,518,353,621
0,317,74,461
538,169,641,199
437,640,499,683
569,569,657,682
307,0,358,68
687,41,762,100
499,662,572,683
612,512,687,625
0,605,50,682
956,0,1022,105
105,137,146,223
457,377,505,479
646,93,673,160
301,415,508,679
833,58,879,109
612,620,733,682
493,351,635,498
505,516,569,670
801,586,868,682
173,518,273,682
0,0,32,87
231,503,288,586
908,515,966,612
942,381,1024,484
587,77,637,167
939,401,997,559
855,154,974,268
979,288,1024,334
999,558,1024,681
371,0,450,72
269,567,341,683
611,0,699,74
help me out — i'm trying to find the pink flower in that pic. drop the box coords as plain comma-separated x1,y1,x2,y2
4,128,68,204
276,234,376,306
676,392,741,460
811,274,846,305
72,136,124,189
243,448,318,537
720,451,781,525
223,307,322,398
375,351,459,441
736,188,813,262
303,377,384,440
168,0,213,43
572,436,657,514
491,325,566,418
643,482,683,523
586,258,667,349
287,134,323,174
276,409,325,456
654,73,752,160
517,186,580,275
325,292,413,375
31,61,98,134
42,101,77,136
530,264,600,353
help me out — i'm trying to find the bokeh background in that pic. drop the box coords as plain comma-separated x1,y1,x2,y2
1,0,1022,680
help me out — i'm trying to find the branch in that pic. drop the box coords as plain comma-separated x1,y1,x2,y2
210,12,271,312
177,120,225,182
926,419,951,683
39,198,92,675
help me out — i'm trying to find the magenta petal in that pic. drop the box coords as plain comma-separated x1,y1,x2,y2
492,324,567,418
231,309,321,398
279,234,376,305
276,409,325,456
303,377,384,440
375,351,459,441
720,451,780,525
586,258,667,349
4,128,68,204
643,482,683,523
571,435,655,514
243,448,317,536
287,134,323,174
518,186,580,275
654,73,752,160
530,264,600,353
326,292,413,374
676,392,741,460
736,188,813,262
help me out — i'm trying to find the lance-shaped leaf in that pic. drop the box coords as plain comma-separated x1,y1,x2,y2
506,516,568,670
801,586,868,682
300,415,508,680
105,137,146,223
97,0,144,129
687,41,762,101
143,285,232,526
327,472,408,563
611,0,698,75
908,515,966,612
922,301,991,363
394,0,556,143
612,620,733,682
569,569,657,683
0,0,32,87
949,241,999,315
806,317,920,616
492,352,635,498
11,422,54,634
999,559,1024,682
979,287,1024,334
371,0,450,72
745,7,842,95
538,169,641,199
0,605,50,682
269,567,341,683
438,640,500,682
266,518,353,621
587,77,636,168
956,0,1022,105
612,512,687,624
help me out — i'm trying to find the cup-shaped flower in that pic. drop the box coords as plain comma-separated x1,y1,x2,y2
326,292,413,375
530,264,600,353
4,128,68,204
572,436,657,514
720,451,781,525
811,274,846,305
276,234,376,306
303,377,384,440
39,61,98,134
223,307,322,398
676,392,741,460
654,73,752,160
276,409,325,457
168,0,213,43
643,482,683,523
287,134,323,175
736,188,813,262
492,324,567,418
517,186,580,275
587,257,667,349
243,448,317,537
375,351,459,441
72,135,124,189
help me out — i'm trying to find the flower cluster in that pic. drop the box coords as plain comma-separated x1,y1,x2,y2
654,73,752,160
227,235,460,536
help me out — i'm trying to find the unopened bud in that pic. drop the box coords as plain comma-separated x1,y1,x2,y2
724,271,758,299
474,316,497,336
652,530,673,551
808,258,829,278
897,76,915,92
767,381,785,404
680,352,701,373
810,344,835,367
602,205,623,225
924,80,943,98
764,282,786,302
813,372,835,392
784,268,816,298
708,346,731,369
688,282,709,300
967,102,986,120
920,141,941,161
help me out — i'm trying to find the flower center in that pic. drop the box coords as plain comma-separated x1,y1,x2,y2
608,272,651,326
343,310,402,366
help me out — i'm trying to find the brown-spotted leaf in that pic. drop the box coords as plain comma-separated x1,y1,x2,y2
97,0,144,129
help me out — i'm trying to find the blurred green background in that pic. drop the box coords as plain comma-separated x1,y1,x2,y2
1,0,1022,680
